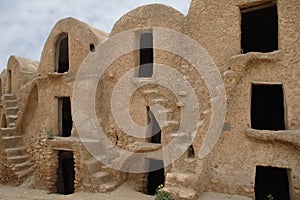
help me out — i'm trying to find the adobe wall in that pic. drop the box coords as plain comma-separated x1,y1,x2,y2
184,0,300,198
0,0,298,199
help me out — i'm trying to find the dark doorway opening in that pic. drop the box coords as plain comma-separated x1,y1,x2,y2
241,4,278,53
251,84,285,130
90,43,95,52
139,33,153,77
255,166,290,200
57,35,69,73
56,151,75,195
187,145,195,158
147,159,165,195
1,114,7,128
148,108,161,144
58,97,73,137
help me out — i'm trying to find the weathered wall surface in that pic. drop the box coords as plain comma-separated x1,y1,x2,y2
0,0,299,199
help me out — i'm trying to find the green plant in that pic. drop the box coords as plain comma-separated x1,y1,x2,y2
45,128,54,139
155,184,174,200
267,194,274,200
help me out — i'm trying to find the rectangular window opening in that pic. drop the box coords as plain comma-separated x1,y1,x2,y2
241,2,278,53
255,166,290,200
139,33,153,77
58,97,73,137
251,84,285,130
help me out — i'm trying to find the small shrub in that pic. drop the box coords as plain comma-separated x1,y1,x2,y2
267,194,274,200
45,128,54,139
155,184,174,200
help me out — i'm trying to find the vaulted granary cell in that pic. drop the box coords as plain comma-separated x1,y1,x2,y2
241,3,278,53
251,84,285,130
56,150,75,195
58,97,73,137
147,159,165,195
138,33,153,77
255,166,290,200
57,35,69,73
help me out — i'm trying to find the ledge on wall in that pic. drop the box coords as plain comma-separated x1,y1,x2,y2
246,128,300,149
229,50,282,74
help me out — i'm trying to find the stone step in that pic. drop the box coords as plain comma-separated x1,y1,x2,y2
0,127,17,136
12,161,33,172
84,158,102,173
5,147,27,157
156,109,173,114
7,115,18,123
8,122,16,128
163,186,197,200
3,94,16,101
6,107,18,115
199,192,252,200
7,155,29,164
15,167,34,179
151,98,166,103
165,172,198,187
5,100,18,107
2,136,24,148
91,171,109,183
165,120,179,130
170,131,191,140
144,89,158,95
83,183,92,191
99,181,119,193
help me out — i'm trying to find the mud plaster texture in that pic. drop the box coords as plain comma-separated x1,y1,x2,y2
0,0,299,200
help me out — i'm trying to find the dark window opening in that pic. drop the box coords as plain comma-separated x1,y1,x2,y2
241,4,278,53
0,79,2,97
187,145,195,158
251,84,285,130
57,35,69,73
1,114,7,128
147,159,165,195
58,97,73,137
148,107,161,144
7,70,12,93
139,33,153,77
56,151,75,195
90,43,95,52
255,166,290,200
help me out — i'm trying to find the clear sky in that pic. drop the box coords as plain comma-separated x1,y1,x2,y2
0,0,191,71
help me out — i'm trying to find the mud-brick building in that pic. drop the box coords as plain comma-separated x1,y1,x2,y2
0,0,299,199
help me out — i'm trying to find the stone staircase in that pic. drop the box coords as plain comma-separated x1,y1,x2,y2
83,156,124,193
1,93,34,184
142,87,201,199
164,172,199,200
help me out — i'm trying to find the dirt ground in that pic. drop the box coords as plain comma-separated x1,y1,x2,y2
0,182,252,200
0,182,155,200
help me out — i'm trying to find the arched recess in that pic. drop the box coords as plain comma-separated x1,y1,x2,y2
56,34,69,73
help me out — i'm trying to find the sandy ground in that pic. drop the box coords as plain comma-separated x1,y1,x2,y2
0,182,252,200
0,182,155,200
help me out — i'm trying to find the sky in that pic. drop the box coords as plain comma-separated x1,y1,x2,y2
0,0,191,71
